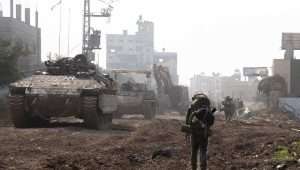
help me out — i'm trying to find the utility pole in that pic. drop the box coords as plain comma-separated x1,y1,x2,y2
82,0,91,57
82,0,114,61
51,0,63,57
59,1,62,56
67,8,71,57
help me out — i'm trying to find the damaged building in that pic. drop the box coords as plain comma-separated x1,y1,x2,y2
0,0,41,76
273,33,300,97
106,15,179,85
190,72,258,103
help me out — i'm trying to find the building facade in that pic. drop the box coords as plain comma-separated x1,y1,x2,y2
106,16,154,70
106,16,179,85
0,0,41,76
273,59,300,97
190,73,258,103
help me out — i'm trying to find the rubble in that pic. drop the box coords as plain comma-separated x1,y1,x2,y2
151,147,176,159
0,112,299,169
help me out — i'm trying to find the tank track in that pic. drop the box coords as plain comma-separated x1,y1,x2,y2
82,96,112,130
8,95,29,128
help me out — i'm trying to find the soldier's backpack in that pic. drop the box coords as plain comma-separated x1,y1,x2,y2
182,94,215,136
189,107,212,136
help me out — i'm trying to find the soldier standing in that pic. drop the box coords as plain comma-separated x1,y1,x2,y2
222,96,235,121
183,93,216,170
235,98,245,117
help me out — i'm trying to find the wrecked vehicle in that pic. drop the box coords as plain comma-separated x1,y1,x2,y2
8,54,117,130
110,69,157,120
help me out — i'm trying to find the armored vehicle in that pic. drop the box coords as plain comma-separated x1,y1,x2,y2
8,54,117,130
110,70,157,120
153,64,189,114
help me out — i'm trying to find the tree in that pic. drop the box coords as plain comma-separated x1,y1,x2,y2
0,39,29,86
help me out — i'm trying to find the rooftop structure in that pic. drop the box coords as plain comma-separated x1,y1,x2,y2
106,16,179,85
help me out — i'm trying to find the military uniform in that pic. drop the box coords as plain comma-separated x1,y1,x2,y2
222,96,235,121
185,94,215,170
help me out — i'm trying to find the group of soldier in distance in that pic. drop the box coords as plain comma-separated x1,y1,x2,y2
183,93,244,170
221,96,244,121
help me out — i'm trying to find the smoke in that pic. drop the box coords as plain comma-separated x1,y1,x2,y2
246,102,267,112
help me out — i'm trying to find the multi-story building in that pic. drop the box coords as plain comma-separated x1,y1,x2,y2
190,73,258,103
0,0,41,76
106,16,179,85
190,74,222,102
106,15,154,70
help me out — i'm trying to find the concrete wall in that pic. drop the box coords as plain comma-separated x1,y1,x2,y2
273,59,291,94
291,60,300,96
279,98,300,119
273,59,300,97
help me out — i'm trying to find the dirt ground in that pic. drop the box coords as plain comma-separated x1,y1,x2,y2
0,111,300,170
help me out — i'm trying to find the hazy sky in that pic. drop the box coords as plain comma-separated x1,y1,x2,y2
1,0,300,85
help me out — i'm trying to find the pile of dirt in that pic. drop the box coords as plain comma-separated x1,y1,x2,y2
209,118,300,169
41,119,190,170
0,113,300,169
41,117,300,170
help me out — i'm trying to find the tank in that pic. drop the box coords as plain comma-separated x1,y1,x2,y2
8,54,117,130
110,70,157,120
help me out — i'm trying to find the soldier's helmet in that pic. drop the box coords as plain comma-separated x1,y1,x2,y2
192,93,210,107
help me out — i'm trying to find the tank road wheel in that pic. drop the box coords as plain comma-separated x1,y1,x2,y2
9,95,30,128
82,96,112,130
143,101,156,120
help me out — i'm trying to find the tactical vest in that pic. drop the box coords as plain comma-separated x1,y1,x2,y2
188,108,210,136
